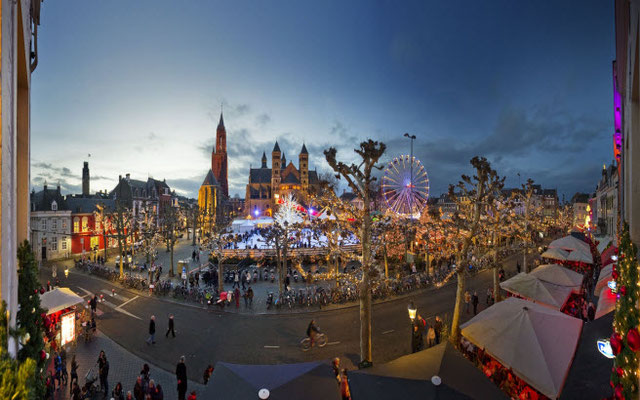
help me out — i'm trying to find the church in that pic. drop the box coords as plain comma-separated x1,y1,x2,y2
198,112,228,232
245,141,320,217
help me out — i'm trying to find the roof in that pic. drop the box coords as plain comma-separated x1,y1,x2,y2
273,141,281,153
282,173,300,184
202,169,220,187
571,193,590,204
40,287,84,315
67,196,115,214
31,186,68,212
218,112,225,129
300,143,308,154
308,170,319,184
249,168,272,183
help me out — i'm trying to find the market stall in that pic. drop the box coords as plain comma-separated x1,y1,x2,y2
541,248,569,262
529,264,584,287
595,264,614,295
40,287,84,351
461,297,583,399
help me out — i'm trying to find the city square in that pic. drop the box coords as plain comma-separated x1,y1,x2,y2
0,1,638,400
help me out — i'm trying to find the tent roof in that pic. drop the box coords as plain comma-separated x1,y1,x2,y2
461,297,583,399
541,248,569,261
208,361,340,400
40,287,84,314
595,287,617,320
549,236,591,253
499,273,575,309
566,248,593,264
596,236,614,254
560,312,614,399
595,264,614,295
349,374,473,400
601,246,618,267
351,342,506,400
530,264,584,287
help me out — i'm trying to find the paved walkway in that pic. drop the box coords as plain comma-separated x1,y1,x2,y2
47,330,206,400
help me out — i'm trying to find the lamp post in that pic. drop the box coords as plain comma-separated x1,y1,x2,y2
408,300,417,323
64,267,69,279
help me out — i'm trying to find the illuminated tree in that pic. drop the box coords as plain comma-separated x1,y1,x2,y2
448,157,504,344
516,179,544,273
108,203,133,278
207,215,232,294
325,139,385,366
161,204,180,277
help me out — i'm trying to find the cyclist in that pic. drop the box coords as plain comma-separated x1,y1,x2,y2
307,319,319,347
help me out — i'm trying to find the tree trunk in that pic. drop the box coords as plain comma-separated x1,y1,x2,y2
170,240,175,277
450,267,466,345
523,246,528,273
280,240,287,295
360,274,372,363
383,243,389,279
493,231,501,302
192,213,198,246
218,258,224,294
103,232,108,262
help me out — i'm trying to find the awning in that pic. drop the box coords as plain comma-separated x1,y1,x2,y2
530,264,584,287
566,248,593,264
595,287,617,320
595,264,614,295
39,287,84,315
601,246,618,267
549,236,591,253
461,297,583,399
541,248,569,262
500,272,576,310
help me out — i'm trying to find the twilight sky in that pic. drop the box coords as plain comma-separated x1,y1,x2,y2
31,0,615,201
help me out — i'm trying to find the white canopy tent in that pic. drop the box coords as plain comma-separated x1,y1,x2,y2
530,264,584,287
549,236,590,254
461,297,583,399
595,287,617,320
40,287,84,315
500,273,576,310
541,248,569,262
566,248,593,264
596,236,614,254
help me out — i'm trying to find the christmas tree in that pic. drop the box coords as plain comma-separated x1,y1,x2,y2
15,240,45,398
610,223,640,399
0,301,37,399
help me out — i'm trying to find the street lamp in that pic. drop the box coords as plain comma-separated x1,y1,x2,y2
64,267,69,278
408,300,417,322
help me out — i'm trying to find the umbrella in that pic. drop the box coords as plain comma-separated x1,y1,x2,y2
566,248,593,264
530,264,584,287
560,312,614,399
39,287,84,315
541,248,569,262
549,236,591,253
595,287,617,320
349,342,507,400
500,273,575,310
461,297,583,399
206,361,340,400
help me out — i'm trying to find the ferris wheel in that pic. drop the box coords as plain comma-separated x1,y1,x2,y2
382,155,430,217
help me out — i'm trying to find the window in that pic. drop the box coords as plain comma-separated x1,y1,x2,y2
52,219,58,231
61,239,67,251
82,217,88,232
62,220,67,230
51,236,57,251
73,217,80,233
51,200,58,211
41,219,46,231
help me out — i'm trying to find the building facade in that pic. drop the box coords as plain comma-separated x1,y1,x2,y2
110,174,174,226
67,196,117,257
30,184,72,261
211,112,229,198
245,142,320,217
594,162,619,237
570,193,591,230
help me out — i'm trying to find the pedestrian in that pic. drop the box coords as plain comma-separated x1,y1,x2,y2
464,291,471,314
203,365,214,385
54,352,63,389
195,271,200,287
126,391,134,400
233,271,240,289
242,290,248,307
587,302,596,321
98,350,109,396
241,271,247,290
340,369,351,400
166,314,176,338
247,286,254,307
70,382,81,400
234,287,240,308
69,355,79,395
112,382,125,400
434,315,442,344
153,383,164,400
332,358,341,385
486,287,492,305
133,376,145,400
140,363,151,389
187,390,197,400
427,325,436,348
411,263,417,274
472,291,479,315
176,355,188,400
411,323,423,353
90,295,98,316
191,250,196,262
146,315,156,345
516,261,521,273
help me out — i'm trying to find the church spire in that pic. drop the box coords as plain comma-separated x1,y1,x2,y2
261,151,267,168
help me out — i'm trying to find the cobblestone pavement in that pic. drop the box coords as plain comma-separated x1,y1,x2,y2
47,330,206,400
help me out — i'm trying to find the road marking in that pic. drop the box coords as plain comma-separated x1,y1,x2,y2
77,287,141,320
326,341,340,346
115,295,139,310
264,345,280,349
100,289,130,302
382,330,395,335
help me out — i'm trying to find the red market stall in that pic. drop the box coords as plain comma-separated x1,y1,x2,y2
40,287,84,351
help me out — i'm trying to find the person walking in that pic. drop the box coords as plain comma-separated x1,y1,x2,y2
146,315,156,345
472,291,479,315
247,286,254,307
340,369,351,400
434,315,442,344
69,355,79,395
486,287,492,305
464,290,471,314
176,356,188,400
516,261,521,274
233,272,240,289
166,314,176,338
411,323,423,353
98,350,109,397
203,365,214,385
427,325,436,348
241,271,247,290
234,287,240,309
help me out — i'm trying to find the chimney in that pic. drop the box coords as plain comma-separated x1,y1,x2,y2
126,173,130,181
119,175,122,182
82,161,90,196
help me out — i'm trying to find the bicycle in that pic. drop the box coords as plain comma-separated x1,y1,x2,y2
300,332,327,351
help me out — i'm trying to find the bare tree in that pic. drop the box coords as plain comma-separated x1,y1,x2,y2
161,204,180,277
517,179,544,273
207,215,232,295
448,156,504,344
325,139,385,366
109,203,133,279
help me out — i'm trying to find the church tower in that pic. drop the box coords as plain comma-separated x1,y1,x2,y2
211,111,229,197
299,144,309,189
271,141,281,204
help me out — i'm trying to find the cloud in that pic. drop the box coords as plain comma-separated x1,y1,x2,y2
256,113,271,126
148,131,158,140
166,176,203,197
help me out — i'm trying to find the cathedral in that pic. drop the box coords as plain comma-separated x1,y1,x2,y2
245,141,320,217
198,112,228,231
